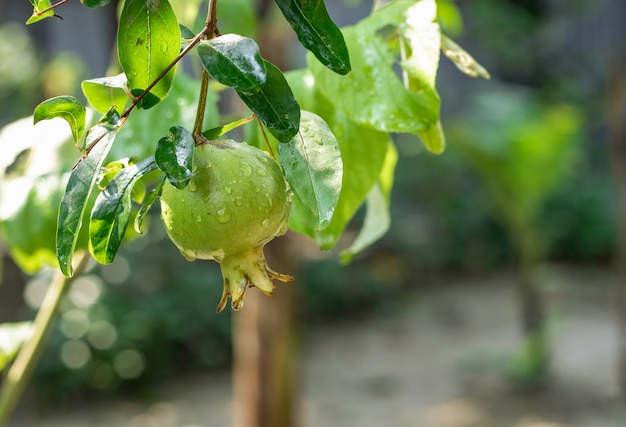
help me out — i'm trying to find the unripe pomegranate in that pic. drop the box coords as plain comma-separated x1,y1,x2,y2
159,139,292,312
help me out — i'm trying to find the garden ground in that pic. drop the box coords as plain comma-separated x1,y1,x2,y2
9,265,626,427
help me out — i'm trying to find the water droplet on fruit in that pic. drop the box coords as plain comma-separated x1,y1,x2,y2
240,162,252,177
224,185,232,194
188,179,197,192
231,298,244,311
195,214,202,223
256,169,267,177
217,208,231,224
261,218,270,227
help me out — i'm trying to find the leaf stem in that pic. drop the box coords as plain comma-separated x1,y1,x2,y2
0,253,90,427
36,0,69,16
193,0,220,137
120,25,211,121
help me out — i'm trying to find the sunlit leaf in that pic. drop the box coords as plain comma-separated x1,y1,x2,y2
198,34,266,92
418,120,445,154
155,126,194,189
277,111,342,231
0,322,34,372
274,0,351,74
26,0,54,24
309,1,440,135
81,73,129,114
341,140,397,262
237,60,300,142
285,70,390,249
441,34,491,80
117,0,181,109
57,109,120,277
89,157,157,264
33,96,86,147
134,175,165,234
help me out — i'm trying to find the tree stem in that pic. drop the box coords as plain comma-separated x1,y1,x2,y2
0,253,90,427
193,0,219,137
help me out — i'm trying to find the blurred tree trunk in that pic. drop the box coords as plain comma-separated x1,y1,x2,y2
513,226,548,385
232,239,298,427
608,61,626,394
232,3,299,425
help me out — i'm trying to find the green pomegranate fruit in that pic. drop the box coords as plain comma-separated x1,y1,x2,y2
159,139,292,312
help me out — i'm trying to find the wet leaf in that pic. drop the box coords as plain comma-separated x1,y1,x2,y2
90,157,157,264
202,115,256,140
57,108,120,277
277,111,342,231
33,96,86,148
198,34,266,92
237,60,300,142
274,0,351,74
308,1,441,136
134,175,165,234
155,126,194,189
118,0,181,109
81,73,129,114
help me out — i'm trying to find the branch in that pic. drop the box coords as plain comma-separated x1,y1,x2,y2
0,253,90,426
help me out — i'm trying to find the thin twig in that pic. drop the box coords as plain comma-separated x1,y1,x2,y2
36,0,69,16
192,0,220,136
0,253,91,427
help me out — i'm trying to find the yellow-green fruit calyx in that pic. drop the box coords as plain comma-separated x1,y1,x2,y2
159,139,292,312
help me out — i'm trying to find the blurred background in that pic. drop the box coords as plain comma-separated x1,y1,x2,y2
0,0,625,426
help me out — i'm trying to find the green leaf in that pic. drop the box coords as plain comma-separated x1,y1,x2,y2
202,115,256,140
81,74,129,114
397,0,441,91
198,34,266,92
155,126,194,189
0,113,87,273
89,157,157,264
285,70,390,248
441,34,491,80
111,73,219,161
277,111,342,231
117,0,181,109
33,96,86,148
308,1,441,135
26,0,54,24
80,0,111,8
418,120,445,154
237,60,300,142
274,0,351,74
134,175,165,234
0,322,34,372
57,109,120,277
340,140,397,262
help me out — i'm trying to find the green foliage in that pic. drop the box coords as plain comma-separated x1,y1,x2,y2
155,126,194,189
198,35,266,92
275,0,351,74
57,109,121,277
236,60,301,142
117,0,181,109
0,322,33,372
33,96,86,148
81,74,129,115
277,111,342,233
